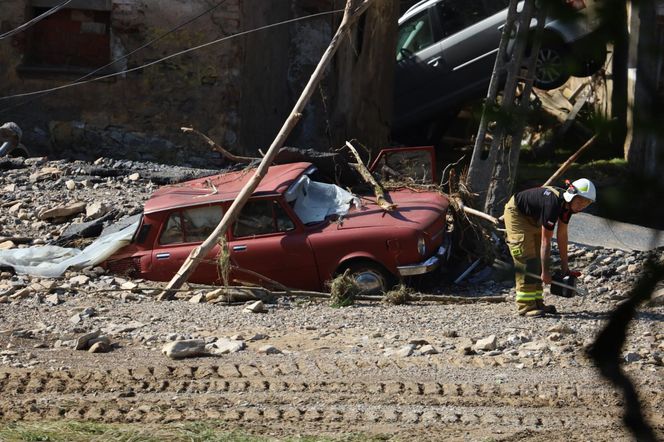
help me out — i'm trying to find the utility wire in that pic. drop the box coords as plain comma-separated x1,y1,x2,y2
0,0,72,40
0,8,343,112
0,0,230,115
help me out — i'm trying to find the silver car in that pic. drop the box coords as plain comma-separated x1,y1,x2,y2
394,0,607,131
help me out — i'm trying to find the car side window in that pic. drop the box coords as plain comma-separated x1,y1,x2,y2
159,212,184,245
396,10,435,60
159,205,223,245
182,205,224,242
435,0,488,38
233,200,295,238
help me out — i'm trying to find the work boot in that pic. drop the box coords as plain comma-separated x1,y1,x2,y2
536,300,557,314
516,300,544,317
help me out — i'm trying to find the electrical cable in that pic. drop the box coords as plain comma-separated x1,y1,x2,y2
0,0,231,114
0,8,343,113
0,0,72,40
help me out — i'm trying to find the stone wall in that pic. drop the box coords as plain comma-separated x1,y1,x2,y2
0,0,397,165
0,0,243,166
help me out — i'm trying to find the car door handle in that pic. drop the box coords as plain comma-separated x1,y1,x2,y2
232,245,247,251
156,252,170,260
427,56,443,68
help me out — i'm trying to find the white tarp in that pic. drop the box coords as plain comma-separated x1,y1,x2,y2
0,221,139,278
286,176,359,224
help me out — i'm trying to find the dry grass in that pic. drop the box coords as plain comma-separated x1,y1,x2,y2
382,284,413,305
327,269,360,308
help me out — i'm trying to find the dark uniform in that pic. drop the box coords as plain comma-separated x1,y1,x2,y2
503,186,572,304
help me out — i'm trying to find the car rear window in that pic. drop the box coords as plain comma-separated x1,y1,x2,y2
159,205,224,245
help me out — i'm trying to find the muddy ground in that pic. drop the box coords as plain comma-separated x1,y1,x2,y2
0,157,662,441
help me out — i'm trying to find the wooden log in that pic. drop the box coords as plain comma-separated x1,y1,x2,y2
543,134,598,187
345,140,397,211
158,0,376,300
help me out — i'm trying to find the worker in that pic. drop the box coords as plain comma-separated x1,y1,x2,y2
503,178,596,316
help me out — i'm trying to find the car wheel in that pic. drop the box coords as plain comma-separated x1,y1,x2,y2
534,42,570,90
342,261,395,296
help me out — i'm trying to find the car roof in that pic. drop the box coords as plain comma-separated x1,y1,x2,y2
144,162,311,214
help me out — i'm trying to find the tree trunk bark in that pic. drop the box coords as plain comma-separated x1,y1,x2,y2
625,0,663,180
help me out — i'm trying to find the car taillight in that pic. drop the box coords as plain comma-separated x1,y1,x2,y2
565,0,586,10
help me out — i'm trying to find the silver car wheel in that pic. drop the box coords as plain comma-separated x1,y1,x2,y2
536,48,564,83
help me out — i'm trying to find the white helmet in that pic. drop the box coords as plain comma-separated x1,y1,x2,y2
563,178,596,203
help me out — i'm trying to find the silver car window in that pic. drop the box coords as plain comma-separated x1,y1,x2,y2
435,0,489,37
396,10,435,60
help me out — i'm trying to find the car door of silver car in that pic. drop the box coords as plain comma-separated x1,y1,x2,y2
394,8,446,126
435,0,508,107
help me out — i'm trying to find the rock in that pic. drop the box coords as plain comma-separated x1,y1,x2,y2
75,330,101,350
624,352,641,363
244,300,267,313
88,341,111,353
395,344,416,357
547,332,564,342
128,172,140,181
9,287,32,300
29,167,62,183
162,340,206,359
649,288,664,307
248,333,268,341
520,341,550,352
45,293,61,306
65,180,76,190
4,183,16,192
120,281,138,290
104,321,145,335
627,264,639,273
458,338,475,355
206,338,245,355
419,344,438,355
80,307,96,318
408,338,430,346
86,201,110,220
258,345,282,355
546,324,576,335
38,201,87,220
473,335,497,352
0,241,16,250
189,293,205,303
69,275,90,286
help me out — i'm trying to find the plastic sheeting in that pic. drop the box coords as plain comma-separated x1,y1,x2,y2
0,221,139,278
286,175,359,224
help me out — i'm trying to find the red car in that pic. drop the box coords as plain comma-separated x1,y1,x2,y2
106,147,451,293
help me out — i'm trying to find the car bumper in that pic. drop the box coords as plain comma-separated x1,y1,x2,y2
397,244,449,277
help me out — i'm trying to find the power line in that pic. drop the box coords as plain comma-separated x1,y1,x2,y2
0,0,72,40
0,8,343,112
0,0,230,115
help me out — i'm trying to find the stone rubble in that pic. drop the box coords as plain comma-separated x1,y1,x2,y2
0,156,661,370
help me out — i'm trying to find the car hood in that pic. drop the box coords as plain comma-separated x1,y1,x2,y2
332,190,448,231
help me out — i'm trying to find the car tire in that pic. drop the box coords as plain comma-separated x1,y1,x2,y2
533,41,570,90
341,261,395,296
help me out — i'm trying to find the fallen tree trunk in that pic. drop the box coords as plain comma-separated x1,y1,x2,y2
158,0,376,300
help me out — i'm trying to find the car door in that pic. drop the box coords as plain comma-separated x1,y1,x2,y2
228,198,320,291
151,205,225,284
436,0,509,103
394,8,447,125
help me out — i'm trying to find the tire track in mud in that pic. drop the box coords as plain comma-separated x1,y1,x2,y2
0,358,661,437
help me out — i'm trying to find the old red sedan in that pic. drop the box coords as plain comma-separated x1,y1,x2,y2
106,148,451,293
